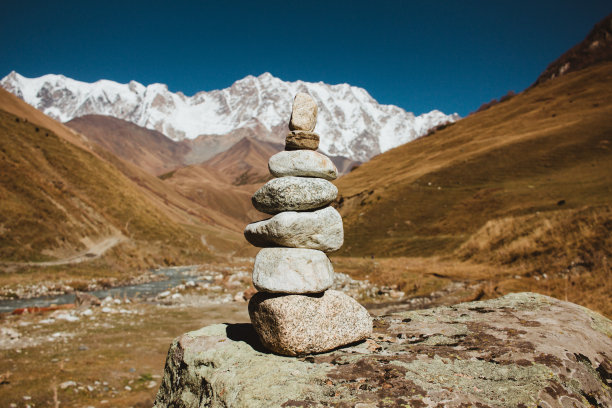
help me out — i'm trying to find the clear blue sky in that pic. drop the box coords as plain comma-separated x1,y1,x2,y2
1,1,610,116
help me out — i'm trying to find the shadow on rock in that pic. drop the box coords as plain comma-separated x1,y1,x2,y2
225,323,272,354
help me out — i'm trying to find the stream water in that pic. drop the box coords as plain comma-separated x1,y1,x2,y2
0,266,204,314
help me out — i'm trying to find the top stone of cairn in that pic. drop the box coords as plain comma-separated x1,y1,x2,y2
289,93,318,132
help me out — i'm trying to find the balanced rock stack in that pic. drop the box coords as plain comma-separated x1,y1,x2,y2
245,93,372,356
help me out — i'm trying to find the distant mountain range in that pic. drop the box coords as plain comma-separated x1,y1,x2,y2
0,72,459,162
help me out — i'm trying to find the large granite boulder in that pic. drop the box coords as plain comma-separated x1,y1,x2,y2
154,293,612,408
248,290,372,355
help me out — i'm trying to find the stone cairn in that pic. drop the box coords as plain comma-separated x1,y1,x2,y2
245,93,372,356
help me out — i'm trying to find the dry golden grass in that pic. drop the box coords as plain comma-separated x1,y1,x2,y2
0,109,208,264
455,205,612,316
334,62,612,317
0,302,250,407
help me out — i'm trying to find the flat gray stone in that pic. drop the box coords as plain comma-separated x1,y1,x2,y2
252,248,334,293
252,177,337,214
245,207,343,252
289,93,317,132
268,150,337,180
248,290,372,356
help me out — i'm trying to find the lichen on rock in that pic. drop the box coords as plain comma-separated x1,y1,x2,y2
154,293,612,407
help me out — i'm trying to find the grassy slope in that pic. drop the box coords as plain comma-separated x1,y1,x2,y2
0,108,210,264
336,62,612,256
334,62,612,316
66,115,190,176
162,136,281,231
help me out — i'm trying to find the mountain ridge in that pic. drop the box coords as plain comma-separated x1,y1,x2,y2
0,72,459,162
532,12,612,87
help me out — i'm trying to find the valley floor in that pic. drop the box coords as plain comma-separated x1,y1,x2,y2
0,253,609,407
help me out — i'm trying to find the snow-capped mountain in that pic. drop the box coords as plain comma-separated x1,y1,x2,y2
1,71,459,162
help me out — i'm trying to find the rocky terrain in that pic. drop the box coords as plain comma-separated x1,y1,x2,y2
0,262,424,408
154,293,612,407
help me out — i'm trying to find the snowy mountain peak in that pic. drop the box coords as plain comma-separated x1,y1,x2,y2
1,71,460,162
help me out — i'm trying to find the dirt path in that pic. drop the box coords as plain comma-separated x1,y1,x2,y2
2,235,127,267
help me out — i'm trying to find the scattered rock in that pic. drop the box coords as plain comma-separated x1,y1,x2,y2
285,131,320,151
0,371,11,384
54,312,79,322
268,150,337,180
252,177,337,214
249,290,372,356
242,286,257,301
60,380,76,390
155,293,612,407
289,93,317,132
75,291,101,308
252,248,334,294
0,327,20,342
244,207,343,252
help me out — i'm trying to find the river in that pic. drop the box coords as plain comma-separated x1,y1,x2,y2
0,266,207,313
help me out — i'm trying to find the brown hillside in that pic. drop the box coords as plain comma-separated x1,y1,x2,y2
0,107,206,264
183,122,285,165
336,62,612,255
0,88,89,151
66,115,190,176
0,88,254,273
162,164,261,231
203,136,282,186
161,137,280,229
333,62,612,316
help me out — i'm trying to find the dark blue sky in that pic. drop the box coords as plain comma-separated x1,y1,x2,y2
1,1,610,116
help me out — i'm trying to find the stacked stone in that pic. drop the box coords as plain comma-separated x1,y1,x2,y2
246,93,372,356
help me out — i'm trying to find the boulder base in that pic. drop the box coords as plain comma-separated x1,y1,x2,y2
248,290,372,356
154,293,612,407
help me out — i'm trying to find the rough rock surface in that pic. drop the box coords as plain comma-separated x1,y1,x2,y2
286,131,320,151
252,248,335,293
155,293,612,407
289,93,318,132
252,177,337,214
268,150,337,180
249,290,372,356
245,207,343,252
